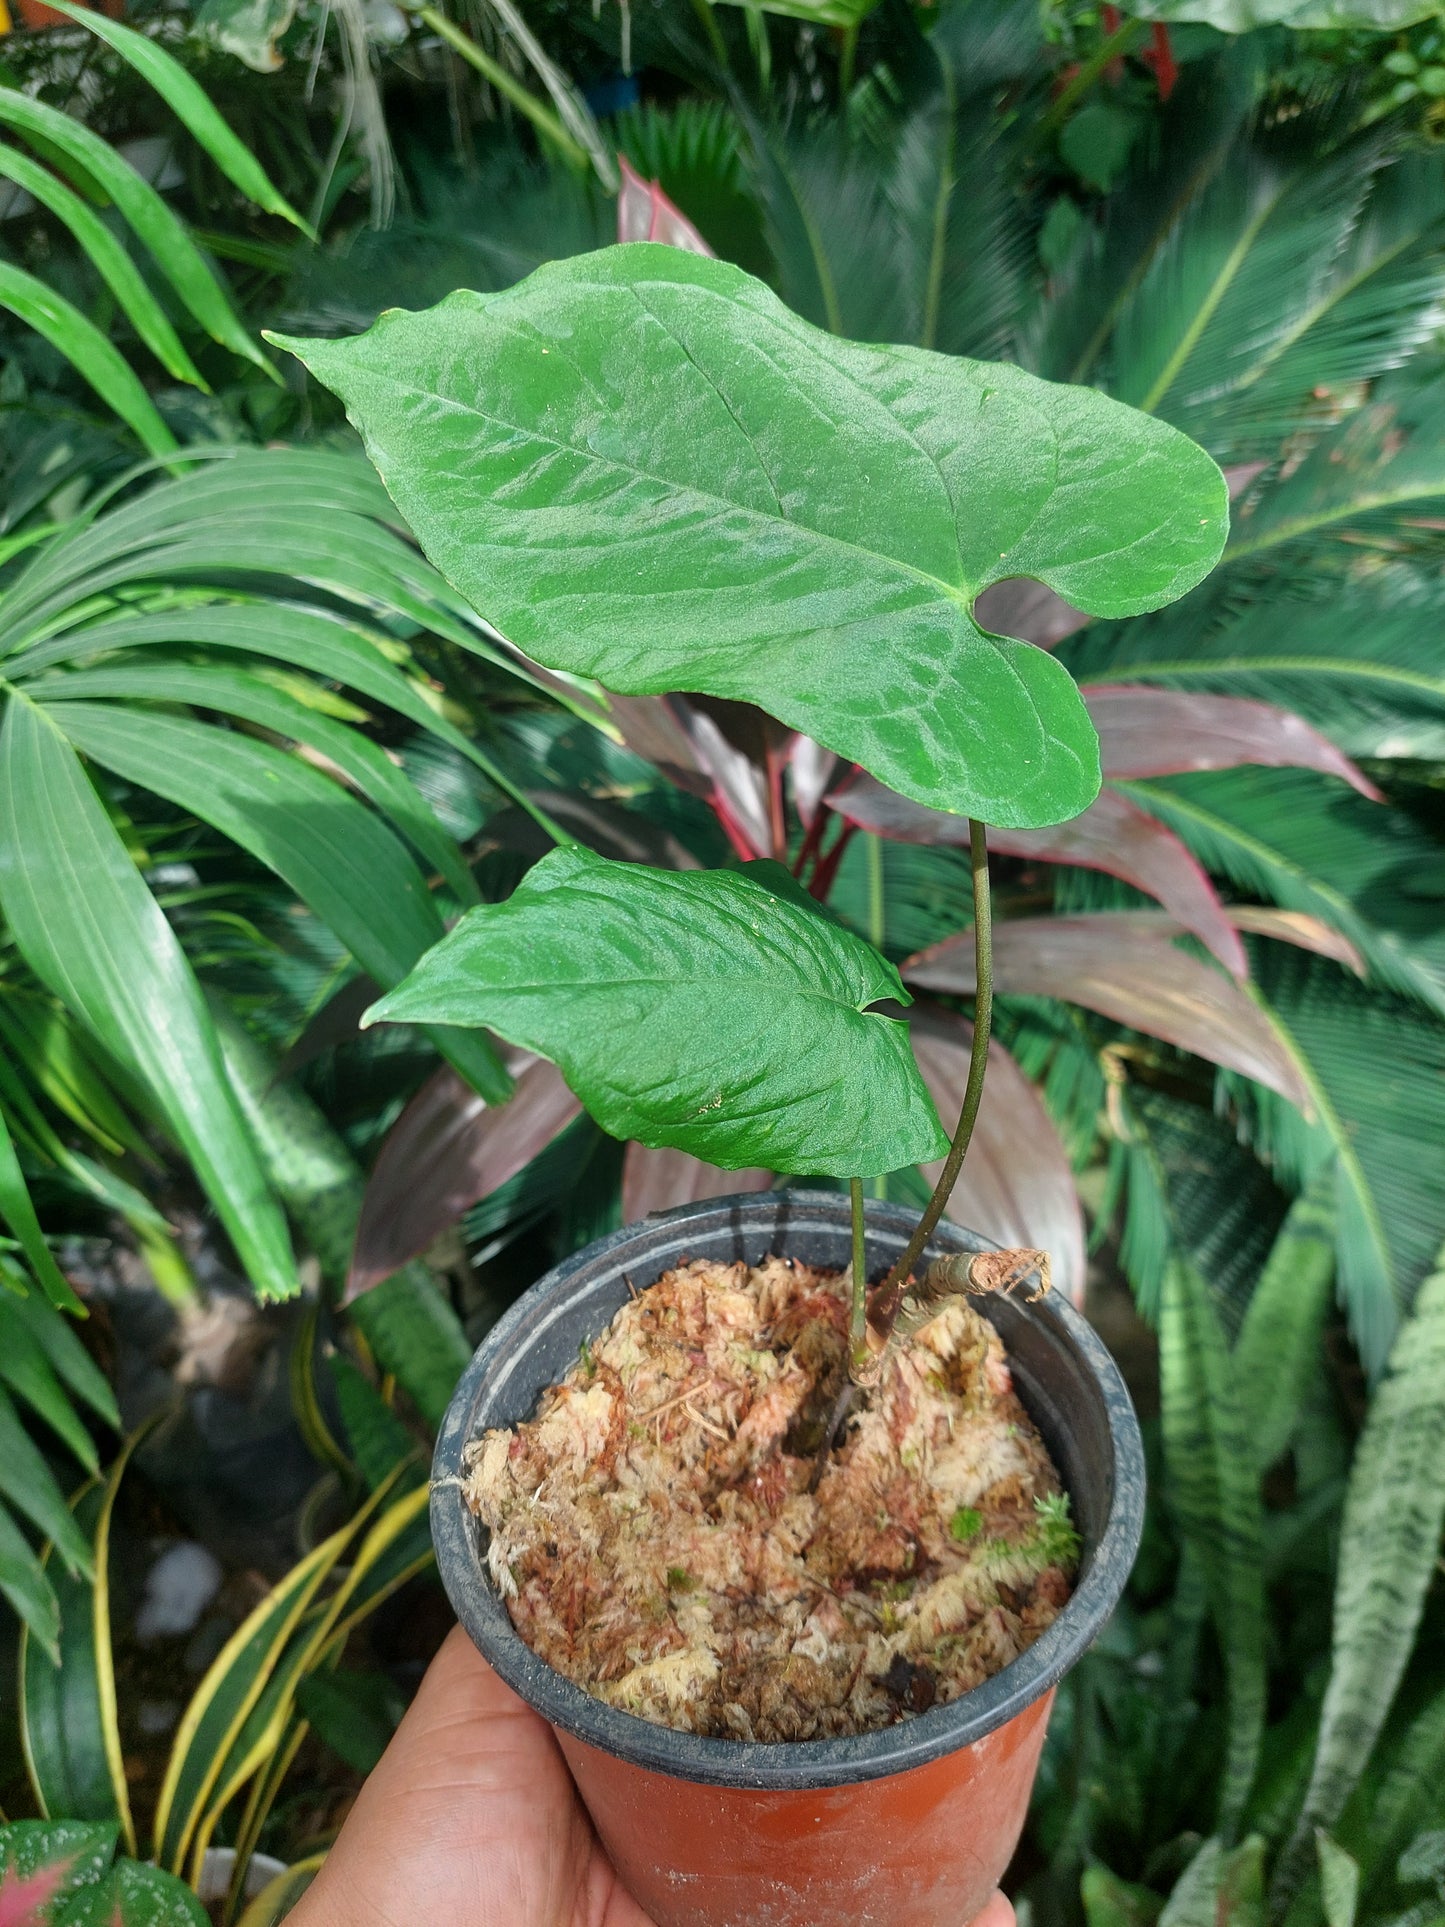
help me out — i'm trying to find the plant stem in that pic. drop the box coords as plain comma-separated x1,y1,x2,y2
872,818,993,1319
404,4,591,171
849,1175,868,1375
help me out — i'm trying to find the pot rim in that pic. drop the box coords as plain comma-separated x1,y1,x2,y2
431,1190,1145,1790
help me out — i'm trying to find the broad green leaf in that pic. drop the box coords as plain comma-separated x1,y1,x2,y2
0,1820,117,1917
0,147,206,388
0,698,298,1302
368,847,949,1177
1159,1260,1265,1835
0,1499,60,1662
56,1860,208,1927
0,1384,93,1578
1233,1175,1335,1474
50,701,505,1102
0,1104,83,1312
1081,1864,1164,1927
0,91,268,377
44,0,311,236
0,264,177,459
1276,1248,1445,1902
21,1455,136,1850
273,244,1230,828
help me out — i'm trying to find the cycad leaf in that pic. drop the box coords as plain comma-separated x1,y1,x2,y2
1159,1261,1266,1834
0,697,297,1302
0,146,206,387
1059,569,1445,765
44,0,311,235
274,244,1230,828
368,847,949,1178
1234,945,1445,1374
0,90,270,376
0,264,177,458
1119,770,1445,1022
1276,1248,1445,1903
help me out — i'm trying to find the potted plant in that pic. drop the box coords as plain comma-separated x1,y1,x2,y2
270,243,1224,1926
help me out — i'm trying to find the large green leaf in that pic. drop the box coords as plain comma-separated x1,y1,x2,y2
0,264,177,459
273,243,1230,828
57,1860,208,1927
369,847,949,1177
1275,1247,1445,1904
0,697,297,1302
1159,1260,1266,1836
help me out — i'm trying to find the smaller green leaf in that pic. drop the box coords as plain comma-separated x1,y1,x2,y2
0,264,177,459
44,0,312,236
330,1354,416,1491
368,848,948,1177
0,1309,99,1468
7,1286,121,1430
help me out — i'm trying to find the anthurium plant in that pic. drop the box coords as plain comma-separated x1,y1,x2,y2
273,241,1226,1370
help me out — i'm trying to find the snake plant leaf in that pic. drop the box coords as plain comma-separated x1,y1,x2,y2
367,848,949,1178
273,244,1229,829
1159,1260,1266,1836
1276,1247,1445,1905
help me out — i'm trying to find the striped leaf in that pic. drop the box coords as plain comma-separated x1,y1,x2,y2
1159,1260,1266,1836
1233,1175,1335,1475
1275,1244,1445,1904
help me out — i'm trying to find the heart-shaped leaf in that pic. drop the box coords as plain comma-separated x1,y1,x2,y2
0,1820,116,1925
272,244,1228,829
366,849,948,1178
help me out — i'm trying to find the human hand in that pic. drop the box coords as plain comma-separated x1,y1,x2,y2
291,1625,1018,1927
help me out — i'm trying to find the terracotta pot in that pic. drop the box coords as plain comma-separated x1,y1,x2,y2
14,0,122,29
432,1192,1145,1927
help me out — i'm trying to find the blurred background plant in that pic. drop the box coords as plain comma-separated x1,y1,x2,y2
0,0,1442,1918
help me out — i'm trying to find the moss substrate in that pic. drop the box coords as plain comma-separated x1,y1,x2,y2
465,1254,1077,1742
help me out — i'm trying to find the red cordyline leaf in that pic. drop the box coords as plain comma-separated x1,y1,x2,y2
788,735,838,830
347,1054,581,1299
621,1145,772,1222
1085,687,1384,798
909,1010,1086,1305
830,774,1247,978
903,914,1313,1113
616,157,715,255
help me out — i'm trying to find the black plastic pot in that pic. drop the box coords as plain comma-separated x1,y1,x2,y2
432,1191,1145,1927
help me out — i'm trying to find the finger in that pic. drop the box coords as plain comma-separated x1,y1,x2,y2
970,1893,1016,1927
297,1627,595,1927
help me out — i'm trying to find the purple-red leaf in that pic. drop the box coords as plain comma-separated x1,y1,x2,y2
829,774,1247,979
1085,687,1383,798
347,1056,581,1299
621,1145,772,1223
604,693,712,798
616,157,715,255
904,914,1312,1111
972,578,1089,650
788,735,838,829
908,1011,1086,1305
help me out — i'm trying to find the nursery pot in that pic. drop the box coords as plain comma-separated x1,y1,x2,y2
431,1191,1145,1927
